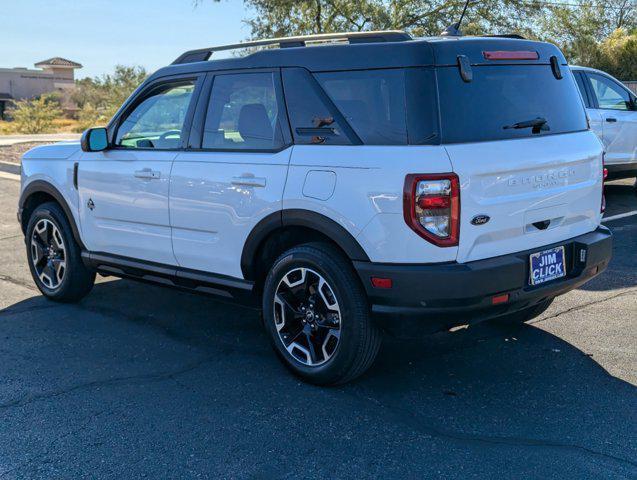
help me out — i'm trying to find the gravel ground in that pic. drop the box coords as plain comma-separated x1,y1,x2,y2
0,143,53,164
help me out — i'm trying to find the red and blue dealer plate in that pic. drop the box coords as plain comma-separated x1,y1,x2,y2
529,246,566,286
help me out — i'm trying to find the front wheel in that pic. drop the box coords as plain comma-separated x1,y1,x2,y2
262,243,381,385
25,202,95,302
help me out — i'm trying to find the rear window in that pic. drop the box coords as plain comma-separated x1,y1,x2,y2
437,65,588,144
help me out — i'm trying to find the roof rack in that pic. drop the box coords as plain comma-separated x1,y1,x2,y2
172,30,413,65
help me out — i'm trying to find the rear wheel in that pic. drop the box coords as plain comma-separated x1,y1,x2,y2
262,243,381,385
26,202,95,302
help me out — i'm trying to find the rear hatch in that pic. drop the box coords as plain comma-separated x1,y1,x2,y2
436,53,603,263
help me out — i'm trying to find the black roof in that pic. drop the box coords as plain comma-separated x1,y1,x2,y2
149,36,567,81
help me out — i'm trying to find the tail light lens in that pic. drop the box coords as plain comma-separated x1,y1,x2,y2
601,152,607,214
403,174,460,247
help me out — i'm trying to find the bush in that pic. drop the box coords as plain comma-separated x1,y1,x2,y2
9,93,63,134
74,103,109,132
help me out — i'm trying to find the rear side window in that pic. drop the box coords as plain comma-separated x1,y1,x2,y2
315,69,408,145
202,72,284,150
573,71,591,108
282,68,352,145
437,66,588,144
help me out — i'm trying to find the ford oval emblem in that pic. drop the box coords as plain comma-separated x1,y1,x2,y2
471,215,490,226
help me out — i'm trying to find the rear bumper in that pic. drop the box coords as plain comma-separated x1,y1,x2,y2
354,226,612,331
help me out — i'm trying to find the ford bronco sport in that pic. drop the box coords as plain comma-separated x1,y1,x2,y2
19,31,613,385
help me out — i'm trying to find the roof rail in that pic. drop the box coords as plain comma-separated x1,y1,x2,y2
172,30,412,65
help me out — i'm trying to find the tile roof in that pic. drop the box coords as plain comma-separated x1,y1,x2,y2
34,57,83,68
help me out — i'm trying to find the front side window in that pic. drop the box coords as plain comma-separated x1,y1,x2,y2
202,72,284,150
588,73,634,111
115,81,195,149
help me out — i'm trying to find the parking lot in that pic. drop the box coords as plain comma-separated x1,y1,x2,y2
0,164,635,478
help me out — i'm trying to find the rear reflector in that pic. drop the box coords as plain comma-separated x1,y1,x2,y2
492,294,510,305
483,51,539,60
371,277,393,289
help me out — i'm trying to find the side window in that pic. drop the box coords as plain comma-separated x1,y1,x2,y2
588,73,633,111
282,68,352,145
574,72,591,108
202,72,284,150
315,69,408,145
115,81,195,149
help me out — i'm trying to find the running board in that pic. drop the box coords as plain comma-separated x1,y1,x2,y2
81,251,256,305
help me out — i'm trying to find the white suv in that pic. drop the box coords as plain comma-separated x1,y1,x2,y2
571,66,637,182
18,32,612,384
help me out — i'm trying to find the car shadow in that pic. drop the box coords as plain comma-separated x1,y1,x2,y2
0,278,635,478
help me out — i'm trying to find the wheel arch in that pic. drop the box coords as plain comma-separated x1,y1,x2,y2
19,180,85,249
241,209,370,283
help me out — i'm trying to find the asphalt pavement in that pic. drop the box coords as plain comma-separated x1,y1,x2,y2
0,173,635,479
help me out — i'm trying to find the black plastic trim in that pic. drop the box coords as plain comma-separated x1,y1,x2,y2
240,209,370,279
82,251,256,305
354,226,612,323
19,180,85,249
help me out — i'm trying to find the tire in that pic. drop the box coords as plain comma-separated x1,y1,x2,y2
262,242,381,385
491,298,554,325
25,201,95,302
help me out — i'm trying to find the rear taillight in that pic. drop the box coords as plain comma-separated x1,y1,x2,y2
601,152,607,214
403,174,460,247
483,50,539,61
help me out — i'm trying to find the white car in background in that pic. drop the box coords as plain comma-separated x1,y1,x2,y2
571,66,637,184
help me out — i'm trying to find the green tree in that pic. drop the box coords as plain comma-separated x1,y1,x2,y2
204,0,549,38
72,65,147,129
9,93,62,134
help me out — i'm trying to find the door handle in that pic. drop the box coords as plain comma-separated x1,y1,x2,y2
134,169,161,179
231,176,266,188
606,117,618,123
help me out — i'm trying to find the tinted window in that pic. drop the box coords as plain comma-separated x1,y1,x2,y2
116,81,195,149
588,73,633,111
282,68,352,145
315,69,408,145
437,66,588,144
202,73,284,150
573,71,591,107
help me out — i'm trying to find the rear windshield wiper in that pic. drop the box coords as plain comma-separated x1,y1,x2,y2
503,117,549,134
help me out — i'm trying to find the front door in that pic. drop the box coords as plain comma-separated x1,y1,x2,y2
585,72,637,167
79,77,200,265
170,71,292,279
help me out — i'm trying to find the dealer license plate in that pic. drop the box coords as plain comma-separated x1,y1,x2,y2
529,246,566,286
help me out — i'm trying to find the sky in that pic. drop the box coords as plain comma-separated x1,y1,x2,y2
1,0,251,78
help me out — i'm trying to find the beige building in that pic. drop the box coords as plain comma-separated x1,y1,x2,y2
0,57,82,119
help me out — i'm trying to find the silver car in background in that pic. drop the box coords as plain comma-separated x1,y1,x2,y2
571,66,637,183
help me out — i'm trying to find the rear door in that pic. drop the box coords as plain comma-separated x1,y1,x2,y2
583,71,637,167
437,63,603,263
170,70,292,279
79,76,202,265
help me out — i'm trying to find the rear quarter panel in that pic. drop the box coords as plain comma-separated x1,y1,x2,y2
284,145,457,263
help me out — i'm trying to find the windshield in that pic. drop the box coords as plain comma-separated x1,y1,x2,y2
437,65,588,144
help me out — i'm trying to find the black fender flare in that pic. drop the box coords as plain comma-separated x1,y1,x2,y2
241,209,370,279
19,180,85,249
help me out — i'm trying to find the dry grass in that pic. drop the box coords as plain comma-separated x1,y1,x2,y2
0,118,81,135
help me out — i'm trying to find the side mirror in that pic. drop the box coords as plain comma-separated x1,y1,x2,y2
81,128,109,152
